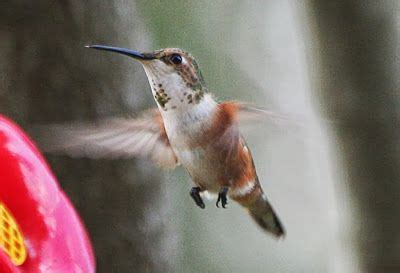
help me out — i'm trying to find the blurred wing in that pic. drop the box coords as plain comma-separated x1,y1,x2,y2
34,109,179,169
235,103,303,126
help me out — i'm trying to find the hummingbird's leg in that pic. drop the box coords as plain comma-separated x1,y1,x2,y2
190,187,205,209
216,187,229,208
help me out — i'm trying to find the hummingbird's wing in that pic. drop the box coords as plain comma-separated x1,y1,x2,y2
235,102,304,127
32,109,179,169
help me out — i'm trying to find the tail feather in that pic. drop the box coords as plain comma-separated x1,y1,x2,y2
247,194,285,238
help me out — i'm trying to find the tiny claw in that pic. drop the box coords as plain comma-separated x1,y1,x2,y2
190,187,205,209
216,196,228,208
216,187,229,208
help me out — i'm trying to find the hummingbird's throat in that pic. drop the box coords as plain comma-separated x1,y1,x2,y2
143,61,205,112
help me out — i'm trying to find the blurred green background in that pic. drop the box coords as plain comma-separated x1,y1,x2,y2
1,1,399,272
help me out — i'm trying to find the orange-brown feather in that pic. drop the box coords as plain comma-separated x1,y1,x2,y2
193,102,259,199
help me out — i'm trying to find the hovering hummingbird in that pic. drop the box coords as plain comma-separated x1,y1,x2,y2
44,45,285,237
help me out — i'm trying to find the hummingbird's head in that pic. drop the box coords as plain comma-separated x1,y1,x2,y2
87,45,208,112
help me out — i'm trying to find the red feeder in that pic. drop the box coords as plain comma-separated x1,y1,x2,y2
0,116,95,273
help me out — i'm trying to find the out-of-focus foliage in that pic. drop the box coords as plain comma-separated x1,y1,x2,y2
0,1,169,272
309,2,400,273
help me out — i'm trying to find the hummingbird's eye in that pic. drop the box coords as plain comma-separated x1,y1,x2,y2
170,54,182,65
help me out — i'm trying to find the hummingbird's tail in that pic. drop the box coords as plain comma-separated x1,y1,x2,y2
246,193,285,238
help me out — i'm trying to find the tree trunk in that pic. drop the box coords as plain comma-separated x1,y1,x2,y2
308,1,400,272
0,1,170,272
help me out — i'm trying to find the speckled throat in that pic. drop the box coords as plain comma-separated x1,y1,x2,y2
141,48,208,112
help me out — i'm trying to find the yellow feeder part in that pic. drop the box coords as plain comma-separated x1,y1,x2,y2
0,202,27,266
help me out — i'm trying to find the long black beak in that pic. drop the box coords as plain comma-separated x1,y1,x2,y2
85,45,155,60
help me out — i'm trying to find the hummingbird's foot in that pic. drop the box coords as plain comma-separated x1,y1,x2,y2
190,187,205,209
216,187,229,208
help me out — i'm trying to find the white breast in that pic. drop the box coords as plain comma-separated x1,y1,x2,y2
162,94,219,189
161,94,217,149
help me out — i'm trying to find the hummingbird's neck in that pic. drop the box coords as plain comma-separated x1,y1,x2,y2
143,61,208,113
162,93,216,121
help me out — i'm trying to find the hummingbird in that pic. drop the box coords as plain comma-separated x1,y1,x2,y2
43,45,285,237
